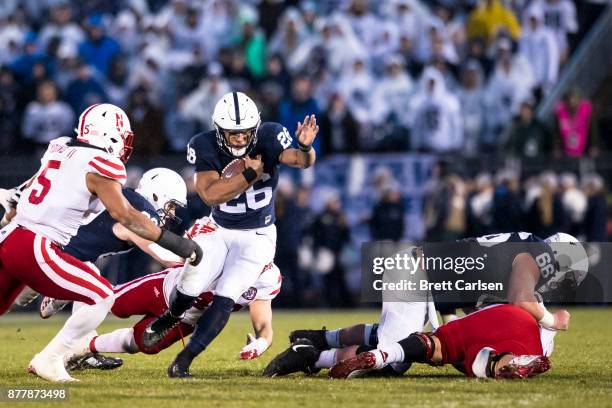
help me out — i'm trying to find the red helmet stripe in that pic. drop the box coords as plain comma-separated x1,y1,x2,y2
79,103,101,138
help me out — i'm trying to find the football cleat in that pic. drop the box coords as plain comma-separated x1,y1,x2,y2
28,353,77,382
288,328,328,350
495,355,551,379
329,351,378,379
167,358,194,379
39,297,71,319
263,339,321,377
141,310,180,349
67,353,123,371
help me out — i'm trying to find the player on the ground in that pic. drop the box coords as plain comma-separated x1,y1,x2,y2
142,92,318,378
68,258,281,363
263,231,585,376
329,304,553,380
0,103,201,382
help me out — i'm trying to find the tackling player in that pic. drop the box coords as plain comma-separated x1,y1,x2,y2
264,231,585,376
0,103,201,382
142,92,318,378
329,304,553,380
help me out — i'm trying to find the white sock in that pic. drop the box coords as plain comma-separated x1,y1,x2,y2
93,328,138,353
325,329,341,348
315,349,337,368
377,343,405,366
71,301,85,314
43,297,113,356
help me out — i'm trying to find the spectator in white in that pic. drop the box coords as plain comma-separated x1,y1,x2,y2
370,21,400,72
268,8,309,61
431,2,467,51
38,2,84,52
458,60,487,156
111,7,140,56
200,0,233,56
382,0,426,42
22,80,74,149
0,12,27,65
337,56,375,126
409,67,463,153
344,0,380,51
370,54,414,129
127,46,165,104
485,37,535,148
560,172,587,233
290,14,364,74
519,7,560,94
416,20,459,66
169,6,207,55
179,62,231,131
526,0,577,61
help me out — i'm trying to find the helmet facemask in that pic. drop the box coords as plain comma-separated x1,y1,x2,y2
156,198,185,230
214,123,260,158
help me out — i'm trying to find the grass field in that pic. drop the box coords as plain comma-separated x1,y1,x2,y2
1,308,612,408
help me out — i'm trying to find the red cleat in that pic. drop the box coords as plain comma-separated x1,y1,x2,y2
329,351,378,379
496,355,551,379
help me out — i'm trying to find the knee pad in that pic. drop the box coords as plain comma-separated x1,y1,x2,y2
398,332,437,365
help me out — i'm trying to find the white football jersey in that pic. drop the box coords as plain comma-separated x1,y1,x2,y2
162,263,282,326
14,137,127,246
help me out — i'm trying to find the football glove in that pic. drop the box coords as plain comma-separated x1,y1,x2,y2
239,334,269,360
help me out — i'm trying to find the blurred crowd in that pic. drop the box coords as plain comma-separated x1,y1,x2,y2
423,162,609,242
0,0,607,157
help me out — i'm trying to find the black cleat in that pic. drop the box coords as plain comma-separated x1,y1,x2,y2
167,358,193,379
142,310,180,349
289,328,328,350
67,353,123,371
263,339,321,377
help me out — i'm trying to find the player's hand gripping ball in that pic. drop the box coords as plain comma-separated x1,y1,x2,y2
221,158,246,179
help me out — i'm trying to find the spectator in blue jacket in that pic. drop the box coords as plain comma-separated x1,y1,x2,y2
78,14,120,76
279,74,321,154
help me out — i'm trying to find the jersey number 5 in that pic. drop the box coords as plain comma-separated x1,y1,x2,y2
28,160,61,205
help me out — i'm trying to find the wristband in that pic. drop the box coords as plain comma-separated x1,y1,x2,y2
298,142,312,152
242,167,257,183
538,310,555,329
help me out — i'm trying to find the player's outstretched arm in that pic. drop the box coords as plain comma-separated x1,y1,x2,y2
195,159,263,206
508,253,570,330
279,114,318,169
87,173,202,264
112,224,183,267
239,300,273,360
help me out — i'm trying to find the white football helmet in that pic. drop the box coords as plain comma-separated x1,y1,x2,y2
212,92,261,157
136,168,188,227
75,103,134,162
543,232,589,290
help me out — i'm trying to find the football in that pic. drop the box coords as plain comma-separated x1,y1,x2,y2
221,158,246,179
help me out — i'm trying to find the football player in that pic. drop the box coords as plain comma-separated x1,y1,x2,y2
329,304,553,380
0,103,201,382
264,231,584,377
142,92,318,378
70,258,281,364
13,167,188,310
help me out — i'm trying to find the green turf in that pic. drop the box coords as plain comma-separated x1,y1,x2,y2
0,308,611,408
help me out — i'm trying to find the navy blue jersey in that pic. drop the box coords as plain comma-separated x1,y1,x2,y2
426,232,557,310
64,188,159,262
187,122,293,229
